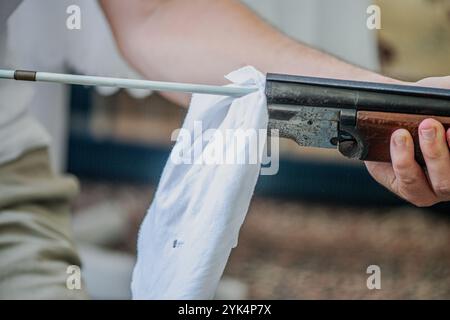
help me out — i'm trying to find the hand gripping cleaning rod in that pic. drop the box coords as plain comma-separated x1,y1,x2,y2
0,69,258,97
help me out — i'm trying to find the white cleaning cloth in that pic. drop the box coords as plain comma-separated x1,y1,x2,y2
131,66,268,299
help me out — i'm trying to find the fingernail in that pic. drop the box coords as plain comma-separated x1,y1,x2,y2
420,128,436,141
394,133,406,147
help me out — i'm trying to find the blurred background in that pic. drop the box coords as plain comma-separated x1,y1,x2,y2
5,0,450,299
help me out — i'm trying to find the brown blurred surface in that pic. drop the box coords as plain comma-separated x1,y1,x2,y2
73,180,450,299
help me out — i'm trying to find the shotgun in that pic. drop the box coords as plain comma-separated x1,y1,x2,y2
1,69,450,164
265,73,450,164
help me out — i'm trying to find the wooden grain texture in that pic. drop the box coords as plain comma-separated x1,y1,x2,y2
356,111,450,163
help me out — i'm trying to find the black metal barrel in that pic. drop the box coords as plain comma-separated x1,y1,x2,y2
265,73,450,117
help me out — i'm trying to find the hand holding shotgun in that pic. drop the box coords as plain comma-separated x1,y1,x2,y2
366,77,450,207
265,74,450,206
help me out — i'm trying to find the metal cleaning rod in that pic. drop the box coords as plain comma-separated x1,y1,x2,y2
0,69,259,97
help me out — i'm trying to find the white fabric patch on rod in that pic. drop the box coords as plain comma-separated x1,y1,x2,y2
131,66,268,299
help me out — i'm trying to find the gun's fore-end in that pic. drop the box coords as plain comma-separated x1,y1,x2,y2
265,73,450,164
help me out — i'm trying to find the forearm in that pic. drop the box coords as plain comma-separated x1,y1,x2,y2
101,0,398,106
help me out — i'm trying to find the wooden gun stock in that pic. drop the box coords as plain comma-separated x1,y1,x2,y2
356,111,450,164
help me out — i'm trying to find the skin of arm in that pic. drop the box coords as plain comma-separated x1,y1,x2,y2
100,0,450,207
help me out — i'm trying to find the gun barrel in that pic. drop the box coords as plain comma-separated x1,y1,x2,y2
265,73,450,117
